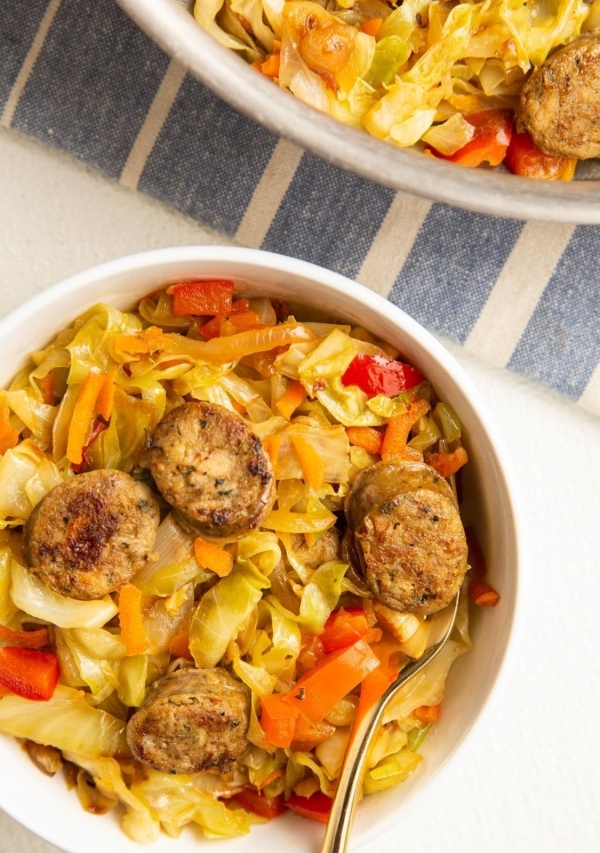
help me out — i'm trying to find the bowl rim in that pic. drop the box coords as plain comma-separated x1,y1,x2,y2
0,245,525,852
115,0,600,224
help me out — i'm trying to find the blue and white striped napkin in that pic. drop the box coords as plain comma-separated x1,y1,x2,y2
3,0,600,417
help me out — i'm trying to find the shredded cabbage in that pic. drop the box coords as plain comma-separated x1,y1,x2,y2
0,686,128,756
10,560,118,628
189,558,270,668
0,279,476,844
192,0,593,162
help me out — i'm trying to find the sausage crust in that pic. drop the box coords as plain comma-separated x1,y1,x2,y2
126,667,251,774
517,32,600,159
146,401,274,538
23,469,159,600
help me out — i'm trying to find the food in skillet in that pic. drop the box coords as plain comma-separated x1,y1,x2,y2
0,278,499,842
194,0,600,180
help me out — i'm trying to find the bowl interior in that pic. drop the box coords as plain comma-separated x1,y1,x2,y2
114,0,600,223
0,246,520,852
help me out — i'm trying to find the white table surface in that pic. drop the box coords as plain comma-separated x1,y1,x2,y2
1,126,599,853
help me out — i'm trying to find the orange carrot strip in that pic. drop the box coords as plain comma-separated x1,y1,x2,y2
143,326,164,350
425,446,468,477
282,640,380,724
0,401,19,454
95,369,117,421
220,312,265,337
229,311,264,332
260,53,280,78
413,703,441,724
468,579,500,607
352,640,400,736
39,374,55,405
360,18,383,37
257,768,283,790
262,434,281,469
380,399,430,462
276,380,307,420
193,536,234,577
66,372,106,465
112,326,164,356
260,693,299,748
290,434,324,491
168,631,193,660
118,584,147,657
346,426,383,456
195,301,256,340
359,18,383,38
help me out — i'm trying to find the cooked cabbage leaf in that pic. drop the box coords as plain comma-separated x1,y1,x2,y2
189,558,270,668
0,685,127,756
11,560,118,628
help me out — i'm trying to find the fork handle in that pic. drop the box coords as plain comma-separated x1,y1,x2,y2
320,644,449,853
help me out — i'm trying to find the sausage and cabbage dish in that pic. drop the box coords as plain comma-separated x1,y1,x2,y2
194,0,600,180
0,278,496,841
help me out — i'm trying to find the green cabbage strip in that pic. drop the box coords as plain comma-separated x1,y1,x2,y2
0,685,128,756
189,557,270,668
10,559,118,628
0,438,63,524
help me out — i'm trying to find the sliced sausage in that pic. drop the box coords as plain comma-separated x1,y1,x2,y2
146,401,274,539
23,469,159,600
517,31,600,159
345,460,456,530
126,667,251,774
345,461,467,616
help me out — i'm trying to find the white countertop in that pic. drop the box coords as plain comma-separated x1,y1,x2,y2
1,126,599,853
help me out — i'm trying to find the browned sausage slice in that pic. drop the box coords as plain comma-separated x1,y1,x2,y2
23,469,160,600
126,667,251,774
345,460,456,531
353,487,468,616
146,401,275,539
517,32,600,159
345,460,467,616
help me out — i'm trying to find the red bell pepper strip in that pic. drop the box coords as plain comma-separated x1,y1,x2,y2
286,791,333,823
341,354,424,398
430,109,513,168
282,639,380,724
168,279,235,317
320,607,378,654
504,130,576,181
233,788,286,820
0,623,50,650
0,646,60,700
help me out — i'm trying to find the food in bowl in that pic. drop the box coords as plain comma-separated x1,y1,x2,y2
0,254,506,847
194,0,599,180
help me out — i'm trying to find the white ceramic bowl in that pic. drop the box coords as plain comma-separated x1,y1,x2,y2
115,0,600,223
0,246,521,853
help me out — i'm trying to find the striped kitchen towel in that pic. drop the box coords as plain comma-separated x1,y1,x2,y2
2,0,600,417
